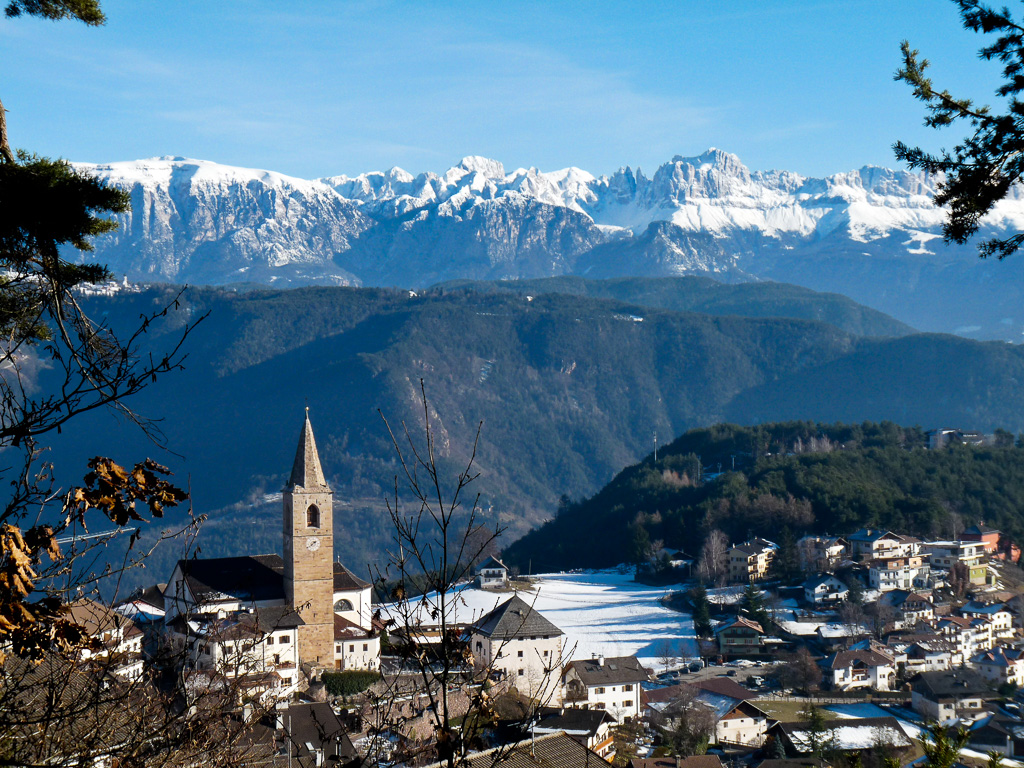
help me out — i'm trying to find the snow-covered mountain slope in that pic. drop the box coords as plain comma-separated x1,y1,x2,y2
81,157,370,285
76,151,1024,339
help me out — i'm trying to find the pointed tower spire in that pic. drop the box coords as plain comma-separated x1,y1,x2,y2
289,407,328,489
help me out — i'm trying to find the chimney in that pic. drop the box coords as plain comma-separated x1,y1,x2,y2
597,654,604,666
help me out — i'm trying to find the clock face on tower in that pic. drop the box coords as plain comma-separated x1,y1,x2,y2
306,538,321,552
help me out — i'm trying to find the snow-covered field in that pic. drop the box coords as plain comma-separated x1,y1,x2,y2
401,569,697,668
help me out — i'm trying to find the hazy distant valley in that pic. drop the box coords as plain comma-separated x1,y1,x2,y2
49,277,1024,585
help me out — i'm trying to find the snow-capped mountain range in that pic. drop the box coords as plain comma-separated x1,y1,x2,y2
78,149,1024,339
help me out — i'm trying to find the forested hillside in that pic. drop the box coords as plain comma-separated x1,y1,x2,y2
503,422,1024,573
48,281,1024,585
441,275,915,338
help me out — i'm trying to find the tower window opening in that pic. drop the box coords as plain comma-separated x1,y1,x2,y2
306,504,320,528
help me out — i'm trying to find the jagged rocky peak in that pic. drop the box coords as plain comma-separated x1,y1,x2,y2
457,156,506,179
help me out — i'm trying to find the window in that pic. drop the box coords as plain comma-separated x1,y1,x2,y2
624,700,633,707
594,703,605,710
273,654,280,664
518,650,524,658
280,636,290,644
518,669,525,677
476,641,482,651
307,504,320,528
334,598,354,612
363,643,368,651
595,687,605,694
623,684,633,691
282,676,292,685
336,645,341,653
349,644,355,652
543,650,548,657
267,637,275,646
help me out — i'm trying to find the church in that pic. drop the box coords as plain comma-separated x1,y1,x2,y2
162,411,379,695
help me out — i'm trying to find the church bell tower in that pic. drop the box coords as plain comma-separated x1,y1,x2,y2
283,409,334,667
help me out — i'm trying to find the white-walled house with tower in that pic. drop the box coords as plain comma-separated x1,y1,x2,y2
161,411,379,694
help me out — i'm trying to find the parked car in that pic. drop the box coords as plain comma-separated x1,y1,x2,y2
688,660,704,672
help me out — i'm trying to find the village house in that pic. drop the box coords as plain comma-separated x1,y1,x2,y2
796,535,847,573
728,538,776,583
817,649,896,691
563,655,648,723
466,594,564,702
925,540,990,585
65,597,145,682
715,617,766,658
960,601,1015,640
803,574,849,604
897,636,962,673
475,556,509,590
535,708,616,758
971,647,1024,687
962,524,1001,554
868,554,929,592
879,590,935,628
693,678,770,747
699,690,771,747
643,679,770,748
846,529,905,561
333,615,380,671
165,605,302,695
934,615,995,656
911,669,993,722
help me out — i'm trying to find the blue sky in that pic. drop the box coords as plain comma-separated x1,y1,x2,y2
0,0,1000,179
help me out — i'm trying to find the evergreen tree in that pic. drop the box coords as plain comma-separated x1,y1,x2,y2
740,583,770,627
894,0,1024,259
845,573,865,606
920,721,970,768
690,584,713,637
770,526,799,581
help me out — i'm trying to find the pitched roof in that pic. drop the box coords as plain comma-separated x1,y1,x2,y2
819,649,893,670
964,524,999,535
289,411,329,490
971,647,1024,667
451,732,610,768
281,701,356,764
715,616,764,635
692,677,754,701
803,575,848,591
174,555,368,604
912,669,993,699
961,601,1006,616
632,757,723,768
564,655,649,686
846,528,898,543
536,707,613,736
468,595,562,639
334,614,370,641
333,561,371,591
476,555,508,572
731,538,776,556
64,598,137,639
771,717,911,753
